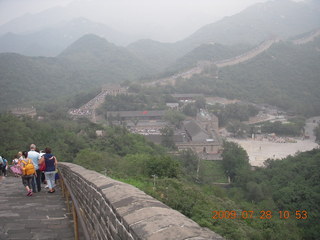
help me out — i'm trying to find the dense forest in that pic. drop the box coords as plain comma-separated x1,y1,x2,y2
0,113,319,240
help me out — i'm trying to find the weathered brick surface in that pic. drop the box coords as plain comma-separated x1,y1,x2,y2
59,162,224,240
0,176,74,240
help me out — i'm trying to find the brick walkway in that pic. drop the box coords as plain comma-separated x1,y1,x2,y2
0,176,74,240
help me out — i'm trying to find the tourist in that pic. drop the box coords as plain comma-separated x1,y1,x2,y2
1,157,8,176
39,150,46,184
17,151,23,160
20,151,36,196
39,147,57,193
0,156,3,176
10,153,22,177
28,144,41,192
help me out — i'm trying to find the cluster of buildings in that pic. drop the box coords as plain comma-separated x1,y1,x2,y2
105,94,222,160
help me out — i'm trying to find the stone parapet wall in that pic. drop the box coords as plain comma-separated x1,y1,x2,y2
58,162,224,240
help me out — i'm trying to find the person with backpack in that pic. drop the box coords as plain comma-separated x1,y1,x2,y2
39,147,57,193
20,151,36,196
2,157,8,176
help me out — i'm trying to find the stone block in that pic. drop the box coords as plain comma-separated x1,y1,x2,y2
117,222,134,240
101,184,149,205
129,212,209,239
116,199,169,218
109,222,121,240
142,224,223,240
108,212,118,230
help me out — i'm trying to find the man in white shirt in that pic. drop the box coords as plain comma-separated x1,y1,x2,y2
28,144,41,192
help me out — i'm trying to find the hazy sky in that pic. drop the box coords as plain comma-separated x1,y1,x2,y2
0,0,303,42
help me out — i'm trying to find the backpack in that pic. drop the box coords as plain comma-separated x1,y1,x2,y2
21,158,35,175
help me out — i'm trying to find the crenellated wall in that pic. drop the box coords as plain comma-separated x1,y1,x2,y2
58,162,224,240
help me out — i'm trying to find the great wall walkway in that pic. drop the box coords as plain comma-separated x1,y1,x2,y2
0,164,224,240
0,176,75,240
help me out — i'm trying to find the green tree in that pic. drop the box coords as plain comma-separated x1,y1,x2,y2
182,103,197,117
221,141,250,183
117,153,151,177
160,126,177,150
73,149,106,172
163,110,185,128
246,181,265,203
226,120,248,137
146,155,179,178
194,96,206,109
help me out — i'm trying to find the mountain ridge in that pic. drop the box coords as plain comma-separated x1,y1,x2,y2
0,34,152,111
0,17,133,57
182,0,320,47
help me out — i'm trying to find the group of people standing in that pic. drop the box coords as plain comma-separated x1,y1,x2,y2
8,144,58,196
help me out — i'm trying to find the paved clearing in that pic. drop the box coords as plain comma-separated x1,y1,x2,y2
228,117,320,166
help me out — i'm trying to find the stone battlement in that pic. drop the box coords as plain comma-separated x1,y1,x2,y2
58,162,223,240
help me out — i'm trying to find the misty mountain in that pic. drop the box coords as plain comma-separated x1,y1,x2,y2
58,34,150,80
0,18,133,57
126,0,320,73
0,34,152,111
127,39,184,73
182,0,320,48
1,0,318,66
0,7,71,35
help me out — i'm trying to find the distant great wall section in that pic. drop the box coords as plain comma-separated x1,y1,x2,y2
59,162,224,240
145,29,320,87
213,38,280,68
143,38,280,87
292,29,320,45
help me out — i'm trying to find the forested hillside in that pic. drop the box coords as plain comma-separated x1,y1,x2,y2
0,113,319,239
219,39,320,116
0,35,152,112
175,37,320,116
